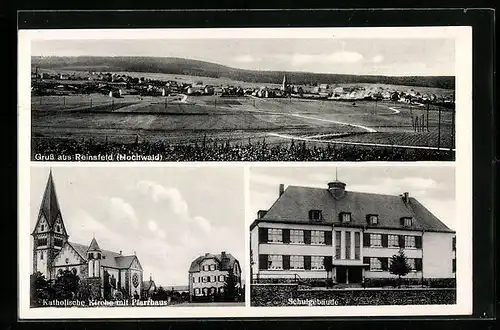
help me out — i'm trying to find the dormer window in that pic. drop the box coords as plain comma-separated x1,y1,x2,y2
309,210,323,221
401,217,412,227
367,214,379,225
56,225,61,232
340,212,351,224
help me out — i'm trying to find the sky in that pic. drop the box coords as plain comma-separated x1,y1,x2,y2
30,166,245,287
249,166,456,231
31,38,455,76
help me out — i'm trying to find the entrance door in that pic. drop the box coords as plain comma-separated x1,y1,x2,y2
348,267,362,283
336,266,347,283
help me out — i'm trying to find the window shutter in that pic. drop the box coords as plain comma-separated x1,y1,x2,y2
382,234,388,247
325,231,332,245
282,229,290,244
304,230,311,244
363,257,370,265
415,236,422,249
363,233,370,247
259,228,268,243
324,256,332,270
399,235,405,248
415,258,422,271
304,256,311,270
259,254,268,270
381,258,389,271
283,255,290,270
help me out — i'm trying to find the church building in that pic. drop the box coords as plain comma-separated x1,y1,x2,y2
32,170,144,299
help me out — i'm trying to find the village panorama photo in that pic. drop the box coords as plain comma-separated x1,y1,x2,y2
22,27,463,162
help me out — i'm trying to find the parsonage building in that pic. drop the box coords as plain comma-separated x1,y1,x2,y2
250,180,456,284
32,171,144,299
188,252,242,301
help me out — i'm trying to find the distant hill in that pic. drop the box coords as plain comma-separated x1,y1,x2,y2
31,56,455,90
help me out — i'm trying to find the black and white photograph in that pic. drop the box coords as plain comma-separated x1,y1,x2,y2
25,28,461,162
249,166,460,307
23,166,245,317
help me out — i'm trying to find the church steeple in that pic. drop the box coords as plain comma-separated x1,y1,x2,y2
32,170,69,280
39,169,63,228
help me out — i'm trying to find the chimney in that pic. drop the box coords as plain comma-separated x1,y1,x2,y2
119,250,122,255
221,251,227,260
205,252,209,257
257,210,268,219
402,192,409,203
279,184,285,197
150,273,152,281
328,180,346,199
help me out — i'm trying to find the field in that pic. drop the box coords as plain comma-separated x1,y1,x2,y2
32,91,455,152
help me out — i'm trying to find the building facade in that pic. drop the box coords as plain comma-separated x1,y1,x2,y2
188,252,241,300
250,180,456,284
32,171,144,299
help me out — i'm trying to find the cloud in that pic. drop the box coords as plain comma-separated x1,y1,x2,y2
326,51,364,63
193,216,211,232
371,55,384,63
233,55,257,63
147,219,158,232
136,180,189,217
108,197,138,227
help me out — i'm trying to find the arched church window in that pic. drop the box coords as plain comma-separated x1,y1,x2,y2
40,252,43,260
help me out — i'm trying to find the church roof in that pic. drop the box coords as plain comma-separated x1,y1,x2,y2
188,252,239,273
88,237,101,251
69,242,138,269
38,170,62,227
251,185,454,233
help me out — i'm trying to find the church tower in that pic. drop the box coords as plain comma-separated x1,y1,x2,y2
32,170,69,280
87,237,102,278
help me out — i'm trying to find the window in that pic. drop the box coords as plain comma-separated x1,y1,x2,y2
388,235,399,248
354,232,360,260
452,259,456,273
192,276,196,283
97,253,101,259
290,255,304,269
54,238,63,247
41,225,44,231
40,252,44,260
345,232,351,260
219,275,225,282
341,213,351,224
56,225,61,232
368,215,379,225
370,234,382,247
311,231,325,245
311,256,325,270
402,217,412,227
335,231,341,259
452,237,456,250
211,275,216,282
38,238,47,246
269,229,283,243
202,276,207,283
309,210,322,221
370,258,382,271
268,255,283,270
405,236,416,248
195,288,200,295
408,258,416,271
290,230,304,244
210,264,215,271
65,257,69,264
